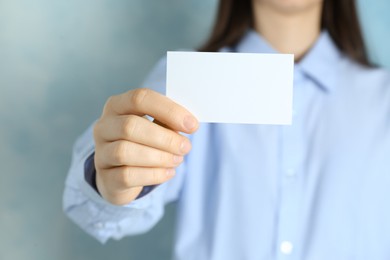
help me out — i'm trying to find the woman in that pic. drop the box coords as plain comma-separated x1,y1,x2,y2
64,0,390,259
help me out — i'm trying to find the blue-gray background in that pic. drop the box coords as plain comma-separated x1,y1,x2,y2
0,0,389,259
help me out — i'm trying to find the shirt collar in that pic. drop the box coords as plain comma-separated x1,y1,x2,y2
235,29,342,92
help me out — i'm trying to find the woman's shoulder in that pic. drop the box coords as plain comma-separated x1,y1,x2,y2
340,55,390,91
338,56,390,118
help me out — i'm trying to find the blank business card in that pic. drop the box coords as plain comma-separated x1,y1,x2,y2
166,51,294,125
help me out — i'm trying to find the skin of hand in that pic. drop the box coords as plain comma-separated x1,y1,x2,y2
93,88,199,205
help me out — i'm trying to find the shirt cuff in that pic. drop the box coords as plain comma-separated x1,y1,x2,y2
84,152,100,195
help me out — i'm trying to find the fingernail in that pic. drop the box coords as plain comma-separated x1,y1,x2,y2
173,155,183,164
183,116,197,131
166,168,176,177
180,140,191,154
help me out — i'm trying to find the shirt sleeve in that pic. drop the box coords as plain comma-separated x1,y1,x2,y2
62,57,186,243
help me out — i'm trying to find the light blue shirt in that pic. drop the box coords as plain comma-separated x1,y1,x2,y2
63,30,390,260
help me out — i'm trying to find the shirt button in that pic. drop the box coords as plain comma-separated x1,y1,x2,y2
280,241,293,255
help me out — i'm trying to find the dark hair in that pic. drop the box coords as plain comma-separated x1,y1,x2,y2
199,0,372,67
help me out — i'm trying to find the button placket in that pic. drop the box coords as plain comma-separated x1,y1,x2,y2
276,69,306,259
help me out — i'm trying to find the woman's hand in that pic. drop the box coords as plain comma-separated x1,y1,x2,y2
93,88,199,205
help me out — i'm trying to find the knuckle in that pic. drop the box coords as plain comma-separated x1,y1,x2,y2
130,88,149,108
122,115,138,138
103,95,116,113
112,142,128,164
118,168,132,188
93,119,104,141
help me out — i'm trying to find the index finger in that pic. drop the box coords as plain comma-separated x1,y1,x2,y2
107,88,199,133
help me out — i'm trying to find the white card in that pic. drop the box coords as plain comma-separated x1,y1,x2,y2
166,51,294,125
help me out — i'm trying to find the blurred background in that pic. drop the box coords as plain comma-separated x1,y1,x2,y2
0,0,389,259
